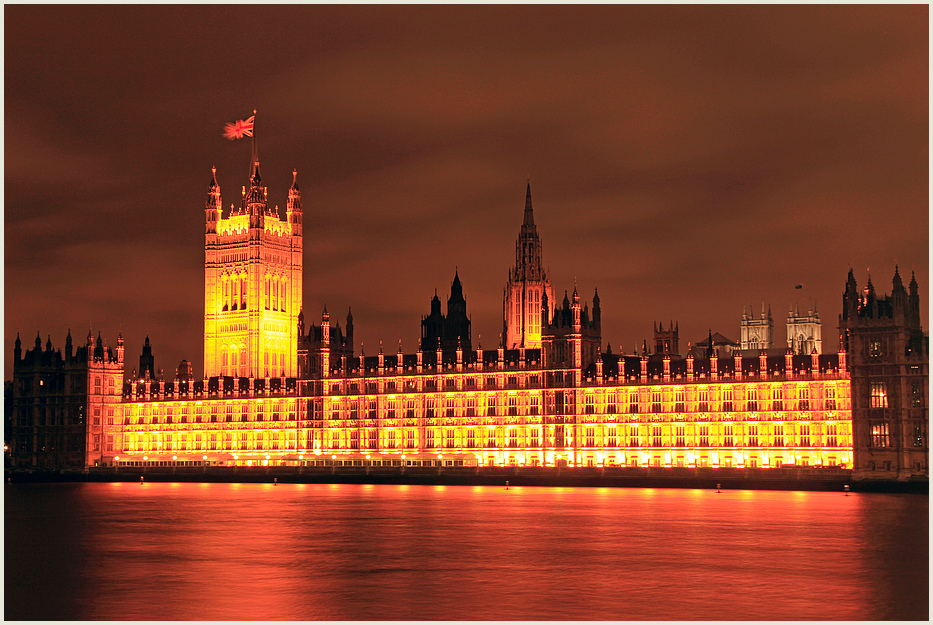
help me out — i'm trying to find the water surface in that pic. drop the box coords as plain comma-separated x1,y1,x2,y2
4,482,927,620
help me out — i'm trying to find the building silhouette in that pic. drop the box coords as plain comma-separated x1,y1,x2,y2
421,271,472,353
839,267,928,480
8,146,928,482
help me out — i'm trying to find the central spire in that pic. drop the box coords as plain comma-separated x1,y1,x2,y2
523,180,535,227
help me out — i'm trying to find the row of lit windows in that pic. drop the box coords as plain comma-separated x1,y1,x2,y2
124,430,298,452
309,424,850,451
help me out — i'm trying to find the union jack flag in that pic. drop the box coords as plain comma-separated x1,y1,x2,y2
223,115,255,140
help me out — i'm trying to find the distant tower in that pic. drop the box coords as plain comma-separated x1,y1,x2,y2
654,321,679,356
786,302,822,354
139,336,155,380
203,146,303,378
542,284,601,374
421,271,472,352
504,182,554,349
840,266,928,481
740,303,774,350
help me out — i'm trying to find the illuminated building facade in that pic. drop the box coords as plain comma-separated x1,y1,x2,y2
8,150,928,482
203,154,303,380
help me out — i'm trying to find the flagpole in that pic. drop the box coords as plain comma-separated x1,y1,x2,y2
250,109,258,179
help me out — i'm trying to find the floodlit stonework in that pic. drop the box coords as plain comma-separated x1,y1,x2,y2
9,149,927,482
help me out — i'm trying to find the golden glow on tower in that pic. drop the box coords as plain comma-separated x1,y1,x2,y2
505,182,553,349
203,161,302,379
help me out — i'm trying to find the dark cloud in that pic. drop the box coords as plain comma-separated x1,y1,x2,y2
5,5,927,377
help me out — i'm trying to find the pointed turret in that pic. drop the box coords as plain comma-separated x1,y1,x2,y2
65,329,73,360
116,330,125,365
287,169,303,234
205,166,222,233
14,333,21,363
346,307,354,354
908,271,920,325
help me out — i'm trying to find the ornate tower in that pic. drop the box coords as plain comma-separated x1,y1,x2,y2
840,266,928,481
786,302,822,354
504,182,554,349
203,149,303,379
739,303,774,350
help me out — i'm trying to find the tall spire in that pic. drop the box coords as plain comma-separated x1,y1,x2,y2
523,180,535,226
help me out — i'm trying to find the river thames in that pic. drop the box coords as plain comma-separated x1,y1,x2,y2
4,482,927,620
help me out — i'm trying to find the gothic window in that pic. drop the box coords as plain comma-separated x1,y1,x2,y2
773,424,784,447
724,424,734,447
699,426,709,447
652,426,662,448
798,386,810,411
748,424,759,447
629,391,639,414
772,387,784,412
870,382,888,408
240,277,247,310
747,388,759,411
697,388,709,412
628,425,639,447
871,423,889,447
675,389,685,413
529,395,540,416
911,382,923,408
223,279,229,311
825,386,837,411
264,278,271,310
675,426,686,447
826,424,838,447
722,388,734,412
606,426,618,448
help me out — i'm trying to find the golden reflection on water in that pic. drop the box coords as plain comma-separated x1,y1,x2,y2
4,483,927,621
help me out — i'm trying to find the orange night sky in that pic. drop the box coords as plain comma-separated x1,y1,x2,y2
5,5,928,379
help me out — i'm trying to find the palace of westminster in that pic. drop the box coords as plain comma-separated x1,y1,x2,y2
9,149,929,482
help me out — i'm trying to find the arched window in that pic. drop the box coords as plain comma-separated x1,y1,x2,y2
222,278,229,312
